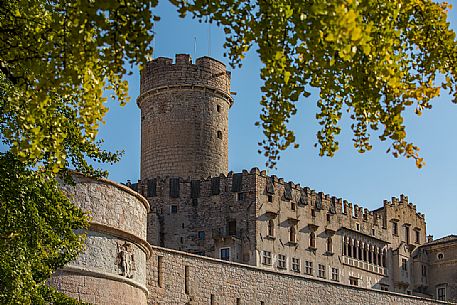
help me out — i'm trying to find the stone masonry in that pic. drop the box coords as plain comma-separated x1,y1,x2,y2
52,175,151,305
138,54,232,179
147,245,451,305
53,54,457,304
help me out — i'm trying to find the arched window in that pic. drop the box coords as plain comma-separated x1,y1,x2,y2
310,232,316,248
268,219,274,237
290,226,296,243
327,237,333,253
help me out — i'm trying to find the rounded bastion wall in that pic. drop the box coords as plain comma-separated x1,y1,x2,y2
50,175,150,305
138,54,233,180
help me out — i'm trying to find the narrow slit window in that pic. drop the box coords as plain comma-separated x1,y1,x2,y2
217,130,223,139
158,256,163,288
184,266,189,294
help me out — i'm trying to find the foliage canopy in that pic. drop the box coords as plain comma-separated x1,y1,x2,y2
0,153,88,304
1,1,158,303
0,0,158,175
172,0,457,168
1,0,457,303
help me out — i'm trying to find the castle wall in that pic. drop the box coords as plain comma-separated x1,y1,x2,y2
51,175,151,305
144,171,258,265
414,239,457,301
142,167,428,295
138,54,232,179
147,245,451,305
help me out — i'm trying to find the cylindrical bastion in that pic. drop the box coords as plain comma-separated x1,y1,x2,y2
51,175,150,305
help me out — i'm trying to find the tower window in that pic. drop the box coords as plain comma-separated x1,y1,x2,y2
217,130,222,139
220,248,230,260
392,222,398,235
327,237,333,253
267,219,275,237
289,226,296,243
437,286,446,301
309,232,316,249
217,105,221,112
198,231,205,240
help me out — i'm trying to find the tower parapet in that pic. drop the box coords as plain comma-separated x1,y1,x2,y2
138,54,233,180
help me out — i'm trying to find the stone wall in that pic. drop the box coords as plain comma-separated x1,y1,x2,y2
52,175,151,305
147,245,451,305
138,54,233,179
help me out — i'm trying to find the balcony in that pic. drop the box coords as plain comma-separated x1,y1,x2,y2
341,255,388,276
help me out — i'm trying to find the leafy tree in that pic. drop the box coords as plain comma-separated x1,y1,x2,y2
1,1,158,303
171,0,457,168
1,0,158,175
1,0,457,303
0,152,88,304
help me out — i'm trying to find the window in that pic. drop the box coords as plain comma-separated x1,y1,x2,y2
415,230,420,243
198,231,205,240
292,258,300,272
309,232,316,249
437,253,444,260
402,258,407,271
184,266,189,294
437,286,446,301
392,222,398,235
267,219,275,237
289,226,296,243
237,192,246,201
404,226,410,244
267,195,273,202
349,277,359,286
291,201,296,210
318,264,326,278
326,237,333,253
304,261,313,275
277,254,286,269
157,256,163,288
311,209,316,217
331,268,339,281
422,265,427,276
228,220,237,236
217,105,221,112
356,223,360,231
327,214,331,222
217,130,222,139
372,228,375,236
220,248,230,261
262,251,272,265
171,205,178,214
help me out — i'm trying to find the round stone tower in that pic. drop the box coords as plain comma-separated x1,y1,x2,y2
137,54,233,180
52,175,150,305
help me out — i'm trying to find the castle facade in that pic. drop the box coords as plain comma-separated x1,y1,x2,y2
52,54,457,304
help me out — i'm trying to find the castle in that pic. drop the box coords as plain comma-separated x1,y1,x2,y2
51,54,457,305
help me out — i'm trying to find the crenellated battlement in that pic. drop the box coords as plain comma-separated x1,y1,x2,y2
139,54,232,101
130,167,426,237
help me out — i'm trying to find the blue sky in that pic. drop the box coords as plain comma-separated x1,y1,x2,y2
98,1,457,239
